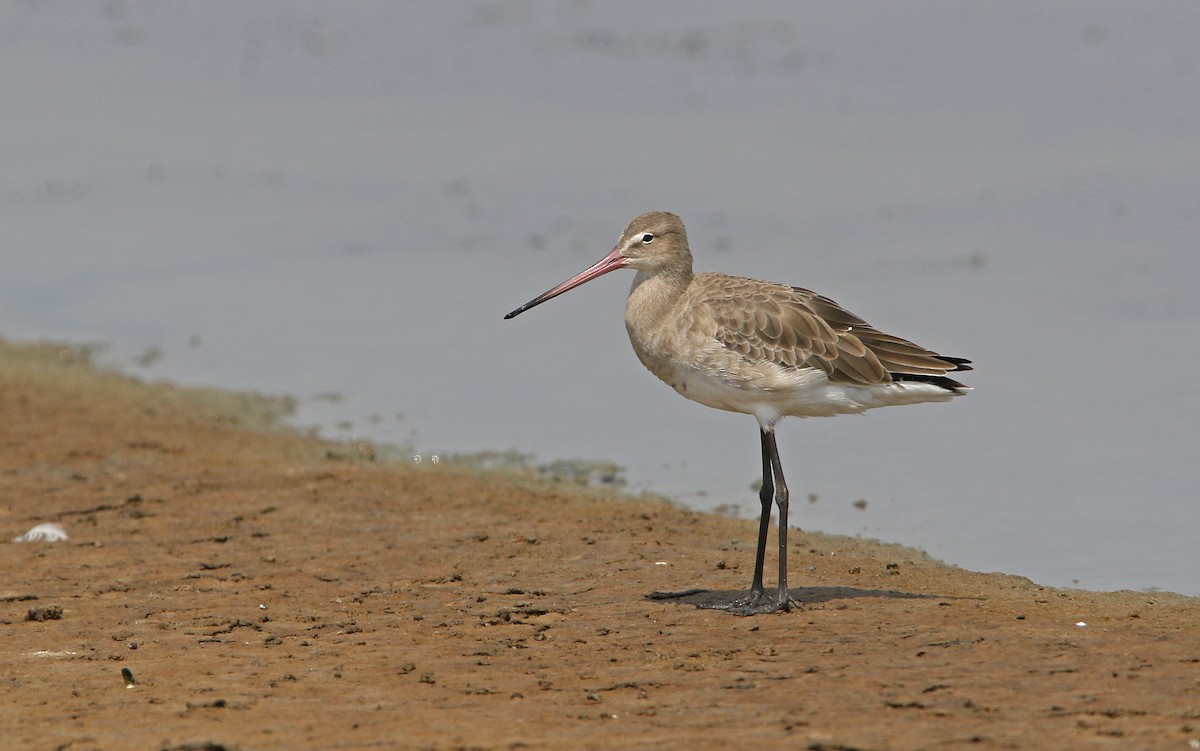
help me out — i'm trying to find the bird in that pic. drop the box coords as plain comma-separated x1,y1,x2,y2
504,211,970,615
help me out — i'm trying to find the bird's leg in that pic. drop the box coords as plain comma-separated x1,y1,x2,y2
648,431,778,609
748,427,775,597
765,429,792,611
707,427,794,615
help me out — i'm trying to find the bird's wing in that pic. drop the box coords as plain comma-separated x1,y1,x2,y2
696,277,970,389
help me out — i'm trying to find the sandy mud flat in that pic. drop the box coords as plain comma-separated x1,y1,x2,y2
1,338,1196,750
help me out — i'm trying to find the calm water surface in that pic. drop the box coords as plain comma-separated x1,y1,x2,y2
2,3,1197,594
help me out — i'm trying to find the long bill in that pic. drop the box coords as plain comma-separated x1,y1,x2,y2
504,246,626,319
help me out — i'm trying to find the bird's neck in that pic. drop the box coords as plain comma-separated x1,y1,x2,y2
626,264,693,328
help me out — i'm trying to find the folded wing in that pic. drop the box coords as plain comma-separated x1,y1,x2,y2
700,279,971,392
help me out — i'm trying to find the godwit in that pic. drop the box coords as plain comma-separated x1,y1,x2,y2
505,212,970,615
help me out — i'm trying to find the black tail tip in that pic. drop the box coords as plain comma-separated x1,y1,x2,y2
942,356,973,373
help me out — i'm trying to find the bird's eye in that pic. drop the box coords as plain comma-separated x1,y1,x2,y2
640,233,655,244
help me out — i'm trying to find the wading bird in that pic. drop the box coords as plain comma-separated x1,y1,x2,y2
505,212,970,615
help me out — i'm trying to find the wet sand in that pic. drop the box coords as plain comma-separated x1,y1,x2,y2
2,337,1197,750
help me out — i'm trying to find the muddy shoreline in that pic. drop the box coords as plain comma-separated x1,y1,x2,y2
2,338,1196,750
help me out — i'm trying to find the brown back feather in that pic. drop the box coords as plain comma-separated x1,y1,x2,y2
701,279,970,391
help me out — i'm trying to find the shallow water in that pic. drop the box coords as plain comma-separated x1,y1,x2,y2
3,2,1198,594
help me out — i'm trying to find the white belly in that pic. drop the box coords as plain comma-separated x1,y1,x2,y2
644,355,957,429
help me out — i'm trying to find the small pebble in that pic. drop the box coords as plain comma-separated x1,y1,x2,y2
13,523,68,543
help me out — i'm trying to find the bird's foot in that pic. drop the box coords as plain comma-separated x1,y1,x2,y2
699,588,795,616
646,587,797,614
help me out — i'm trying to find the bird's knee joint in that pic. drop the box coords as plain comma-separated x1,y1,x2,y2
774,486,789,507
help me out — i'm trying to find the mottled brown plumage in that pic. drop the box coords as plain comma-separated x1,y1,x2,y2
700,276,969,388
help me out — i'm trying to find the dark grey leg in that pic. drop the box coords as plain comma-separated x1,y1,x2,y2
748,427,774,596
642,428,778,608
700,427,794,615
764,429,791,611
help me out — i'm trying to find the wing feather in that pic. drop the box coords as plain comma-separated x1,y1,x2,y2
696,277,970,390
